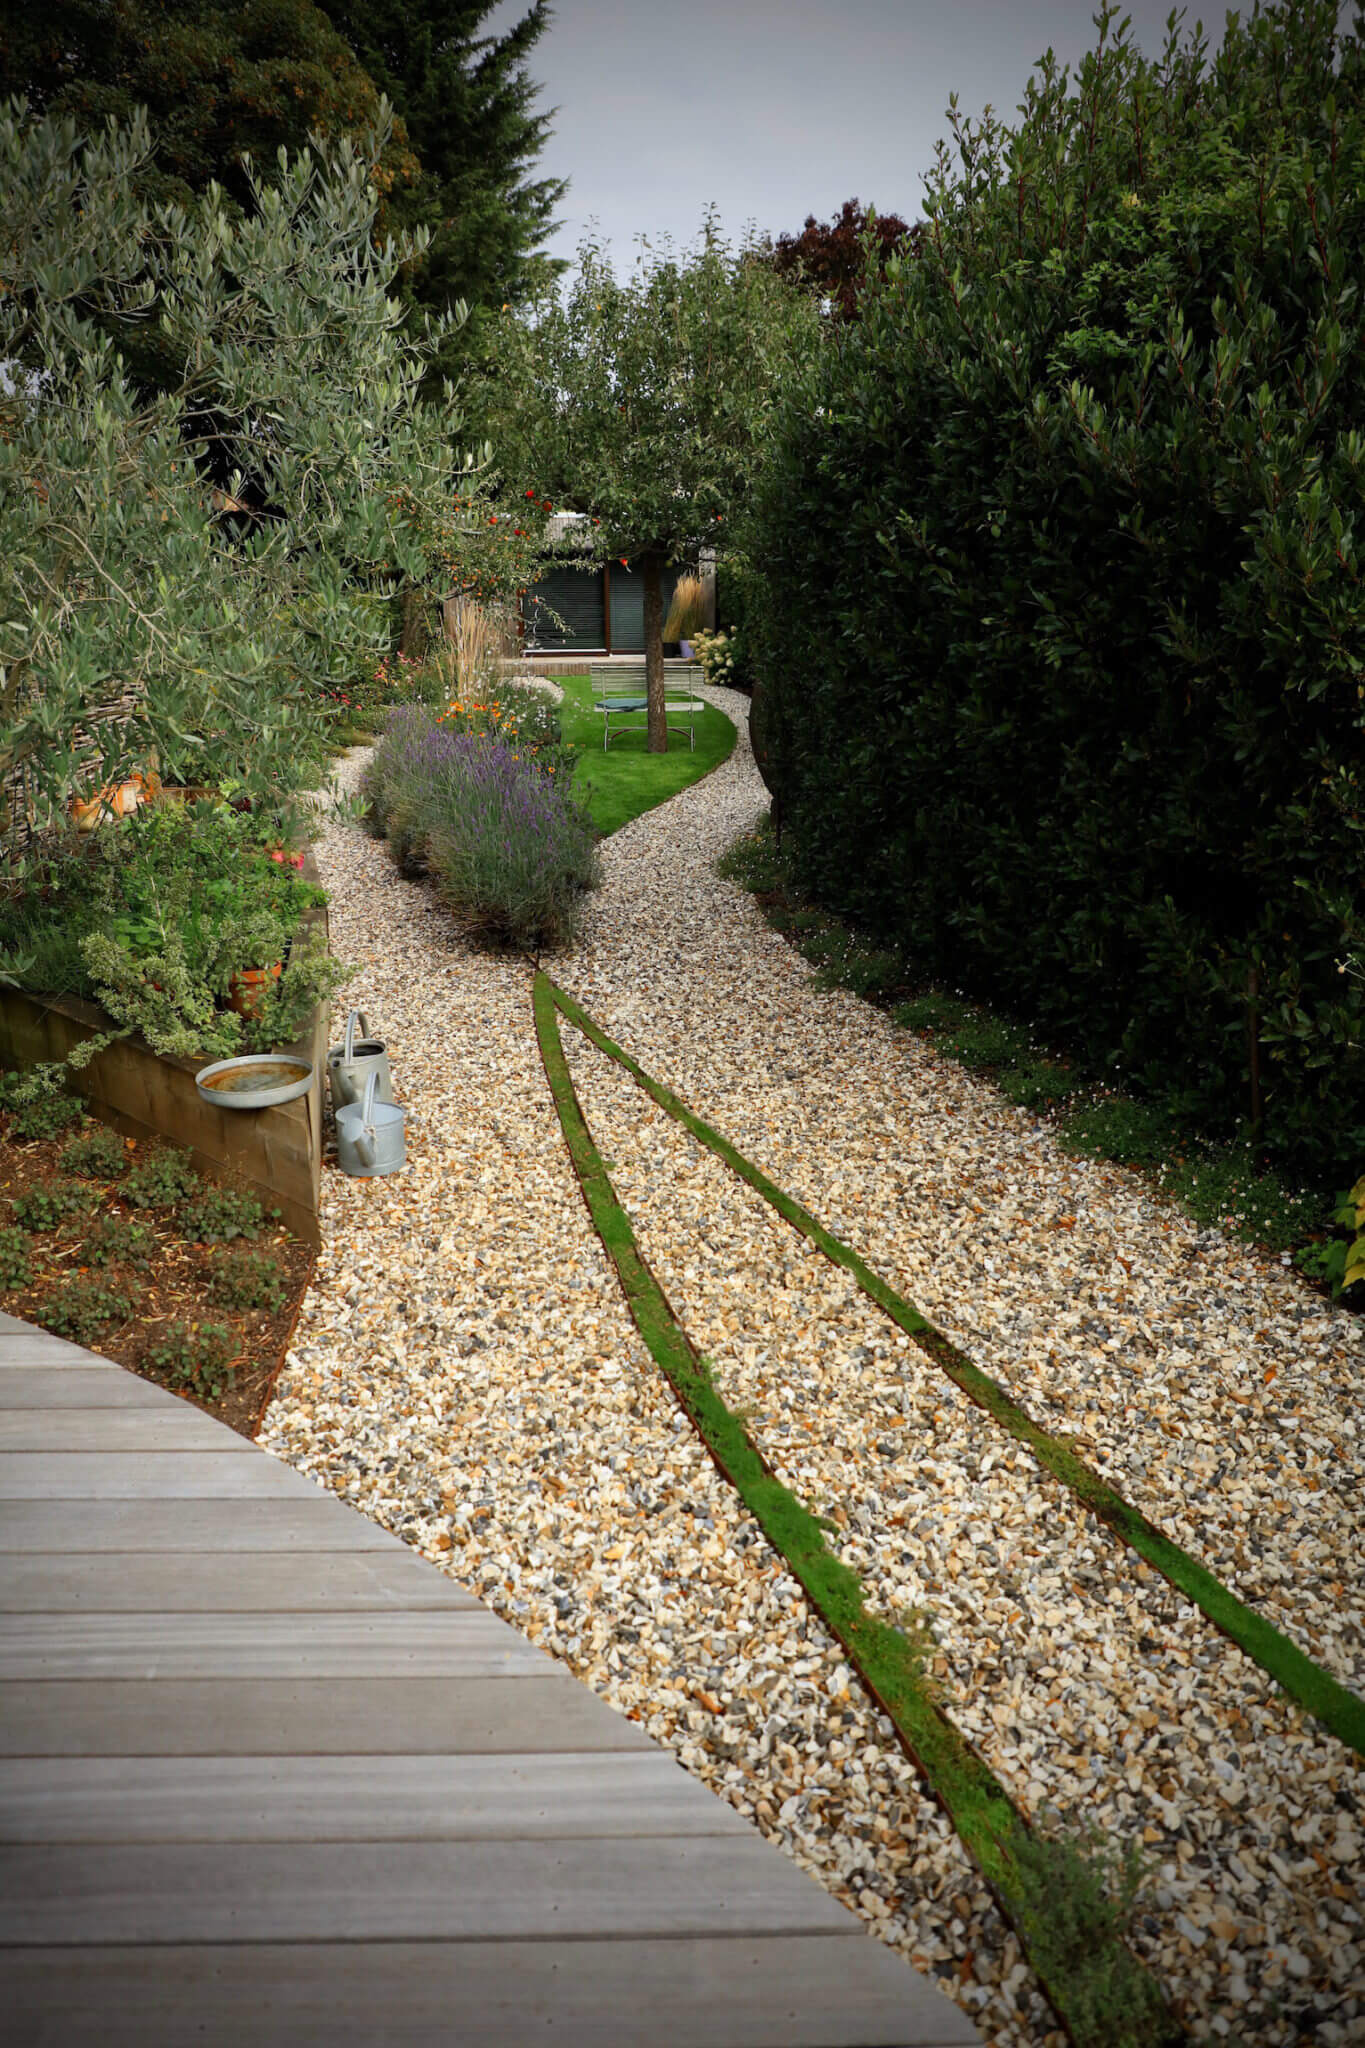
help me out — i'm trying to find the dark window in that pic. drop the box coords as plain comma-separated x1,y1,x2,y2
521,565,605,649
520,560,681,652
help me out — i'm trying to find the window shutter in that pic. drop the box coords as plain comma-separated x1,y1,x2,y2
521,566,606,649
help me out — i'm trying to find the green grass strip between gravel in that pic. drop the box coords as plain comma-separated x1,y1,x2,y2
541,973,1365,1765
535,970,1180,2048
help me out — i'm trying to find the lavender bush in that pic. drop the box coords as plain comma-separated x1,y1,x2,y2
362,707,600,949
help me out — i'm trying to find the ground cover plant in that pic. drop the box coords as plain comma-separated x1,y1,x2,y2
719,816,1336,1273
122,1144,201,1212
743,0,1365,1183
177,1185,270,1245
147,1321,237,1402
0,798,347,1061
207,1248,289,1314
554,673,737,836
59,1125,127,1181
0,1100,311,1436
7,1093,87,1143
37,1277,142,1347
363,701,600,948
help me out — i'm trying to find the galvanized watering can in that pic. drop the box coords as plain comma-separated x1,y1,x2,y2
335,1072,406,1178
327,1009,394,1110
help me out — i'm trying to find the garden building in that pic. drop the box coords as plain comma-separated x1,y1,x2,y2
519,517,716,654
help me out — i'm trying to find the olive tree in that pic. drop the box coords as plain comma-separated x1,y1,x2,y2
0,98,480,837
478,221,818,749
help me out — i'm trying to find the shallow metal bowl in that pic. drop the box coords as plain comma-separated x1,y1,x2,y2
195,1055,314,1111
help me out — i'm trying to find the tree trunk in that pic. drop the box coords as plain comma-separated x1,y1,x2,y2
642,548,667,753
399,584,428,661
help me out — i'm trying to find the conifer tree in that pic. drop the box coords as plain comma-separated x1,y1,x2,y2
314,0,565,364
0,0,564,356
0,0,416,208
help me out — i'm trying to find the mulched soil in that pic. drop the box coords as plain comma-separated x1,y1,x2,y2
0,1119,314,1438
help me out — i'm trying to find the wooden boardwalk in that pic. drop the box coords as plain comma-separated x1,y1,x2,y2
0,1312,978,2047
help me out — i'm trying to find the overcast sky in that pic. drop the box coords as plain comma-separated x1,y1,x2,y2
485,0,1354,273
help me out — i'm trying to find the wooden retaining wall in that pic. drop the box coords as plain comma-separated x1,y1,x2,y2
0,947,329,1252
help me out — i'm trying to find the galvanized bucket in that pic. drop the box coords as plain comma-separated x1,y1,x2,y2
335,1072,406,1178
327,1009,394,1110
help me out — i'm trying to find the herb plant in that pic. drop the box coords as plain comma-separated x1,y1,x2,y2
122,1146,200,1211
37,1277,139,1344
0,1224,32,1290
207,1247,289,1312
59,1126,127,1180
147,1321,236,1400
364,705,600,948
11,1180,98,1232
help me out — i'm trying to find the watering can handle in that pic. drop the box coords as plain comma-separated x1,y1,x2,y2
354,1071,379,1167
343,1009,370,1063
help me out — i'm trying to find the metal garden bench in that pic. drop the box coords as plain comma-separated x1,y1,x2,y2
589,663,706,751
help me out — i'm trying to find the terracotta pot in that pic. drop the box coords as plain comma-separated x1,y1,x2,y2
69,780,143,830
68,793,109,833
226,962,282,1018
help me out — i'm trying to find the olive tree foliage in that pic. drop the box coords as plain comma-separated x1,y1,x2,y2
0,99,472,837
476,223,819,749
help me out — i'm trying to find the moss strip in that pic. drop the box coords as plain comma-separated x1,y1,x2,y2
534,971,1180,2048
542,974,1365,1763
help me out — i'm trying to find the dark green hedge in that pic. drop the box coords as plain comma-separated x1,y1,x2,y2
714,558,759,690
748,1,1365,1175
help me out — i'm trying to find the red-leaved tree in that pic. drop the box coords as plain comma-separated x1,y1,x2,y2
767,198,920,319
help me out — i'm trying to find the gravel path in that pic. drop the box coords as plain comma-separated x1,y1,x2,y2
264,694,1364,2047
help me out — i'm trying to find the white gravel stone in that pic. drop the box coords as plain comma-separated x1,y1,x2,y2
265,695,1365,2048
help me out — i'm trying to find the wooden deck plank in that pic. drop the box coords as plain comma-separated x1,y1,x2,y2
0,1552,482,1612
0,1330,109,1368
0,1611,551,1679
0,1369,173,1408
0,1410,256,1452
0,1752,755,1843
0,1311,978,2048
0,1939,979,2047
0,1677,655,1756
0,1836,859,1943
0,1498,401,1552
0,1450,333,1498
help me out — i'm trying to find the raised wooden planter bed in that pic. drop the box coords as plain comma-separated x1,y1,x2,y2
0,911,330,1250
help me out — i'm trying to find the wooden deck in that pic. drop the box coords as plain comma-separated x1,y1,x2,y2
0,1312,979,2047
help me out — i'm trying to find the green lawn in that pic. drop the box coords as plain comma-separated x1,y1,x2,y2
554,672,736,836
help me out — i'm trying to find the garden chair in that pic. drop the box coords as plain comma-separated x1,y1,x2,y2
663,663,707,752
590,662,708,751
590,662,649,750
